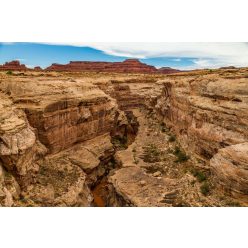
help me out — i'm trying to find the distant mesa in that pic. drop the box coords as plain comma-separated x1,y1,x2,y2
158,67,181,74
0,60,28,71
45,59,158,73
34,66,42,71
45,59,181,74
0,59,181,74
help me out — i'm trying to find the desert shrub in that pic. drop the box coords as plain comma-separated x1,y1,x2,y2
111,136,128,149
190,168,207,182
173,146,189,163
168,134,176,142
143,144,161,163
200,182,210,196
6,70,13,75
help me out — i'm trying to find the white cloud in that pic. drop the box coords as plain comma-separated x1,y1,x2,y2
26,65,34,68
172,58,182,62
15,58,26,62
41,42,248,69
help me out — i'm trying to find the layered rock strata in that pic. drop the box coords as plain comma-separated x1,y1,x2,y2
46,59,157,73
0,79,118,153
0,61,28,71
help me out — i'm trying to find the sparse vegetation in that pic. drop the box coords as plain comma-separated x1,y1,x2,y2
200,182,210,196
112,136,128,149
173,146,189,163
190,168,207,182
143,143,161,163
6,70,13,75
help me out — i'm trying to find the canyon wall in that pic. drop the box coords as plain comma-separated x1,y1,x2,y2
0,76,124,206
153,73,248,199
95,71,248,202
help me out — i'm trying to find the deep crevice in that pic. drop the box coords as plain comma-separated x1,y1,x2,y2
91,110,139,207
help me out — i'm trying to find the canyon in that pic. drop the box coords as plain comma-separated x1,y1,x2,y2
0,67,248,207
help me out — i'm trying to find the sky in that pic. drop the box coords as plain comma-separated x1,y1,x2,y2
1,42,248,70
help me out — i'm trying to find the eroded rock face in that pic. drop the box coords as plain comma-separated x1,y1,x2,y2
155,75,248,161
0,93,46,181
210,142,248,201
0,61,28,71
0,79,118,153
46,59,158,73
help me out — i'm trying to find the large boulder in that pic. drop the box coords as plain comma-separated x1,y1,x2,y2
210,143,248,201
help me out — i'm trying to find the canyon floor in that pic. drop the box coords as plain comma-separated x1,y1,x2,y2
0,68,248,207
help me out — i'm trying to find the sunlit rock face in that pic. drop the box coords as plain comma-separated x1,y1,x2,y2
0,78,118,153
0,93,46,177
46,59,158,73
210,142,248,202
0,60,28,71
155,75,248,161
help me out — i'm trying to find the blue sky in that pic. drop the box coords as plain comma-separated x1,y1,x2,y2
1,42,248,69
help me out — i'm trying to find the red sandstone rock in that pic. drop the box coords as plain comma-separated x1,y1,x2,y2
34,66,42,71
0,60,28,71
45,59,158,73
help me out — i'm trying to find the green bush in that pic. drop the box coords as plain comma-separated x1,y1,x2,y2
143,144,161,163
200,182,210,196
190,168,207,182
173,146,189,163
6,70,13,75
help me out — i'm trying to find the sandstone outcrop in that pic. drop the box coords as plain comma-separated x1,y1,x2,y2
210,142,248,202
0,78,118,153
154,75,248,160
34,66,42,71
0,92,46,183
0,75,126,206
0,60,28,71
46,59,158,73
158,67,181,74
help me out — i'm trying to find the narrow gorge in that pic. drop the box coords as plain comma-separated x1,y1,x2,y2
0,68,248,206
